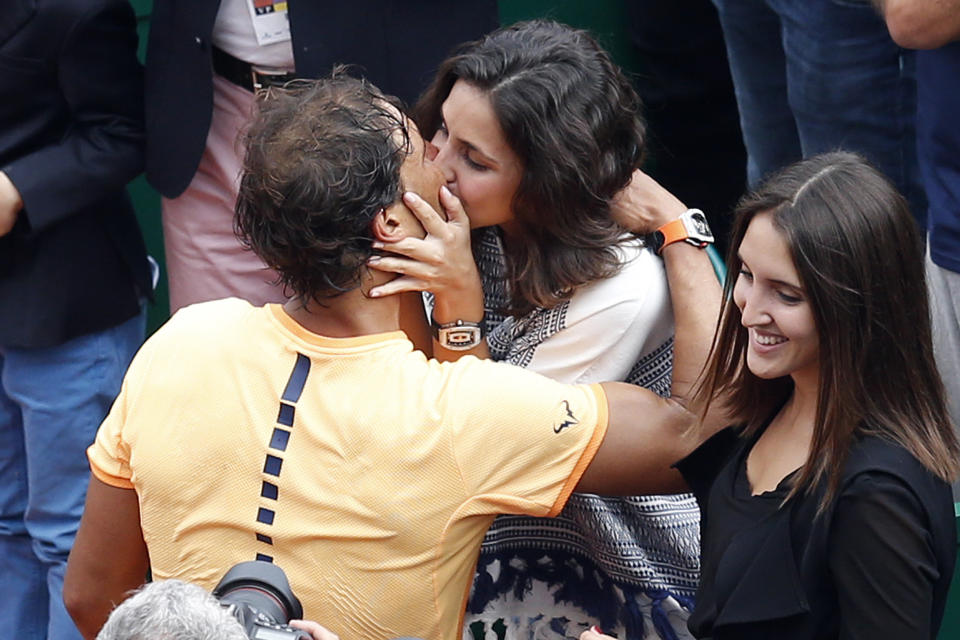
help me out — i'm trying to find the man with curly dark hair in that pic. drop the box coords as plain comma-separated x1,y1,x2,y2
65,75,724,640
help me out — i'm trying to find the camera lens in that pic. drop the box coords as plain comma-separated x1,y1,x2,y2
213,561,304,623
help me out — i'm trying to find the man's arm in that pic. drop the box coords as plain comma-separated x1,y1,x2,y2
64,477,149,640
575,382,711,495
575,240,729,497
875,0,960,49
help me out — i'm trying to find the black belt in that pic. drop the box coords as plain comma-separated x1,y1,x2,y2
212,46,297,93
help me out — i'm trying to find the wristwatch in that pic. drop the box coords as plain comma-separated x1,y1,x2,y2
648,209,714,255
431,316,486,351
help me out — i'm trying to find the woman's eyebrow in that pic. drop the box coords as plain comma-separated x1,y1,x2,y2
440,108,499,166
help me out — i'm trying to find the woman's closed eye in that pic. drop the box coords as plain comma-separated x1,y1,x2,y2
776,289,803,305
463,151,488,171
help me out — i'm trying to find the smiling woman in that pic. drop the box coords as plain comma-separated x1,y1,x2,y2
666,151,960,640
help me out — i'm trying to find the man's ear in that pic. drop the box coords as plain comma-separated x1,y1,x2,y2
370,203,411,242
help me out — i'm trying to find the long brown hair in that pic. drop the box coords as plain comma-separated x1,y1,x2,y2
414,20,645,316
696,151,959,508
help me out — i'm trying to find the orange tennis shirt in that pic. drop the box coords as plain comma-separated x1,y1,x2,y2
89,299,608,640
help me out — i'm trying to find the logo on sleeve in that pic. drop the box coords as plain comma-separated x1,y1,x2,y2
553,400,580,434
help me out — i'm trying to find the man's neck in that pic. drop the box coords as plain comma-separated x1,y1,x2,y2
282,285,403,339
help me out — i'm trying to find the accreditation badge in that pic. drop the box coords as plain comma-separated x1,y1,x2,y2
246,0,291,46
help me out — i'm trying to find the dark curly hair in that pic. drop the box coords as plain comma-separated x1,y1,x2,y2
414,20,646,316
235,73,410,304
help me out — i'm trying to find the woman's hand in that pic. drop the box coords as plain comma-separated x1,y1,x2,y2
289,619,339,640
367,186,485,324
610,169,688,234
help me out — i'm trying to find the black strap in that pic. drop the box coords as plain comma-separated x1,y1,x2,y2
211,46,296,93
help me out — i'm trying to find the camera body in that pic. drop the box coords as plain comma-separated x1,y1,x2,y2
213,561,312,640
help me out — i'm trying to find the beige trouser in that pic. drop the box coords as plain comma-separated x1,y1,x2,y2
161,75,286,313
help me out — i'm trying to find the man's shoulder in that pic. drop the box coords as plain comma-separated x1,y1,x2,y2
156,298,262,343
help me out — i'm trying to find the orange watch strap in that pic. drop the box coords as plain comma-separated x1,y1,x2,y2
656,217,688,251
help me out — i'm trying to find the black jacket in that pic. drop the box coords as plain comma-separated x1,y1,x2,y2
145,0,499,198
0,0,151,348
678,428,956,639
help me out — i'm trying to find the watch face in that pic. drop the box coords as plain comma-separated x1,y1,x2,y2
689,211,711,235
439,326,482,350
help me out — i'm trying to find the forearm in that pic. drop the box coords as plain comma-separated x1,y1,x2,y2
608,169,722,400
661,242,722,397
9,0,144,234
64,478,150,639
397,288,491,360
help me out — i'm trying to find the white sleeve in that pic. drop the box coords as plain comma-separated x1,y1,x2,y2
518,243,674,384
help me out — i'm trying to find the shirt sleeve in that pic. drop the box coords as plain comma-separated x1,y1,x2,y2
828,472,941,640
86,328,162,489
87,376,135,489
444,359,608,518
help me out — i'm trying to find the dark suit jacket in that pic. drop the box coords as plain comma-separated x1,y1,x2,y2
145,0,499,198
0,0,151,348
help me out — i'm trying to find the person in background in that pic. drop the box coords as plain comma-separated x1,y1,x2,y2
145,0,498,312
877,0,960,495
586,151,958,640
0,1,151,638
368,20,714,640
625,0,746,253
710,0,925,226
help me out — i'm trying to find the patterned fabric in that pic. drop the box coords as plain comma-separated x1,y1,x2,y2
464,228,700,640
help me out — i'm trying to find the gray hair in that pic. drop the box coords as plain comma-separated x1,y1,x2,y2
97,580,247,640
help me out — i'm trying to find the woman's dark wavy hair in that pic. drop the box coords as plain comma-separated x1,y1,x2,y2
235,73,409,304
414,20,646,316
695,151,959,510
